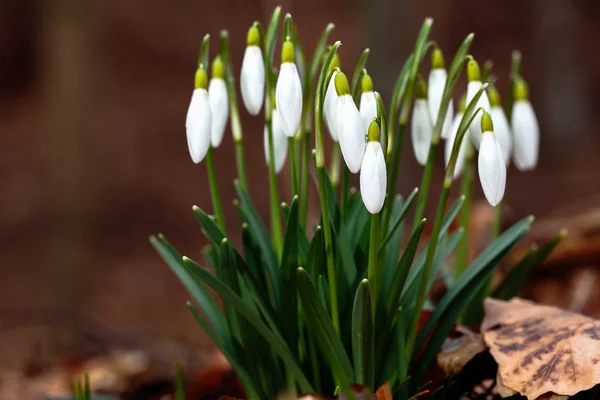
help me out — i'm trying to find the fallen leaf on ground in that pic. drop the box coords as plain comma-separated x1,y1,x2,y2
375,381,392,400
437,326,486,375
482,298,600,399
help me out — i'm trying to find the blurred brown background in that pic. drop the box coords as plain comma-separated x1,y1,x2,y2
1,0,599,375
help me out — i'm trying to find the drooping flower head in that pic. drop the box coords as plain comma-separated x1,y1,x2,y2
428,48,454,139
487,85,512,166
324,52,340,142
335,71,366,173
240,24,265,116
411,77,433,166
478,110,506,206
208,55,229,148
445,95,469,180
275,37,303,137
263,108,288,174
360,120,387,214
466,58,491,149
359,71,377,133
186,64,212,164
511,78,539,171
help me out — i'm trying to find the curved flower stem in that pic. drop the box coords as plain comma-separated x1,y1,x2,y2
329,144,341,189
206,146,227,233
367,213,380,308
289,137,299,197
267,117,284,257
300,130,311,228
455,146,474,278
411,141,439,231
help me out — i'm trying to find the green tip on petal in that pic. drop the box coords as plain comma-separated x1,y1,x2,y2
247,24,260,47
415,77,427,99
467,58,481,82
361,72,373,92
487,85,501,107
194,65,208,89
514,78,529,101
481,110,494,132
458,95,466,112
211,56,225,80
282,39,295,63
334,71,350,96
432,47,445,69
367,119,380,142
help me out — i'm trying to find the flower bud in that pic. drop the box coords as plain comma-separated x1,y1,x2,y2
428,49,453,139
208,56,229,148
511,79,539,171
275,37,303,137
360,121,386,214
487,86,512,166
466,60,491,149
324,69,339,141
240,24,265,116
411,78,433,166
478,110,506,206
264,109,288,174
186,65,212,164
335,71,365,173
359,72,377,133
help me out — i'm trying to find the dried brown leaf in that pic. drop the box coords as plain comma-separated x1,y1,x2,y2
437,326,486,375
375,381,392,400
482,298,600,399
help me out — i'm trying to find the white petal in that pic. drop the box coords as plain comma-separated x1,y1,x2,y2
411,99,433,166
324,71,339,142
359,91,377,132
240,46,265,116
511,100,539,171
185,88,211,164
208,78,229,148
466,81,491,149
275,62,303,137
441,99,454,139
445,112,468,179
490,106,512,166
428,69,446,124
360,142,387,214
336,94,366,173
263,110,288,174
478,131,506,206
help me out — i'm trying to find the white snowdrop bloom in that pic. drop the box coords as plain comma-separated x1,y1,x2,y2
445,101,469,180
488,86,512,166
359,73,377,133
466,60,491,150
411,79,433,166
324,69,339,141
360,121,387,214
275,38,303,137
335,71,366,173
428,48,454,139
240,25,265,116
478,111,506,207
186,66,212,164
263,109,288,174
208,56,229,148
511,79,539,171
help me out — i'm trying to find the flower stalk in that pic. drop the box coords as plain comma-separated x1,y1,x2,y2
206,146,227,233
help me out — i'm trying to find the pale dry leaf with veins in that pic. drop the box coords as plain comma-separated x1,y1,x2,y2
437,326,486,375
482,298,600,399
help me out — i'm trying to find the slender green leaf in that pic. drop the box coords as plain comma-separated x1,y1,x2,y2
264,6,282,65
197,34,210,68
493,229,566,300
378,188,419,253
351,48,370,102
192,205,225,245
306,226,325,279
297,268,354,387
352,280,374,389
308,23,335,90
282,202,310,266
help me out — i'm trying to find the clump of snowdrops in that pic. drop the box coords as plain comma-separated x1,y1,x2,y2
151,7,551,399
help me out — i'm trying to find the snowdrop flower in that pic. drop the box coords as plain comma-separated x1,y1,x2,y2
263,108,288,174
335,71,366,173
428,48,454,139
511,79,539,171
360,120,387,214
445,96,469,180
487,86,512,166
478,111,506,206
240,24,265,116
186,65,211,164
466,59,491,149
323,54,340,142
359,72,377,133
411,78,433,166
275,37,303,137
208,56,229,148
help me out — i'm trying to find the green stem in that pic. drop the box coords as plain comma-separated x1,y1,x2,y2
329,144,341,189
299,130,311,229
289,137,299,197
455,147,473,278
493,200,504,239
340,165,350,221
412,141,439,231
406,183,450,357
383,122,406,234
266,119,283,257
234,138,248,192
206,146,226,233
367,213,380,308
